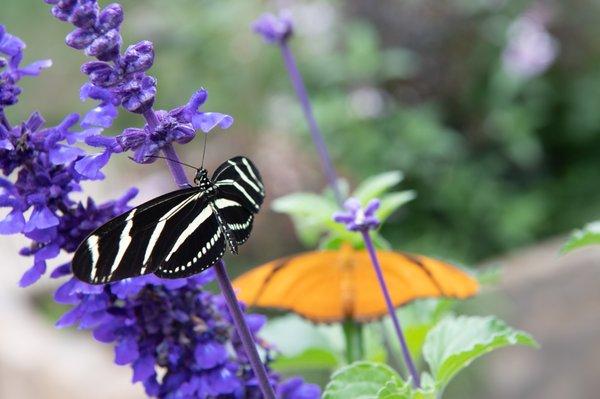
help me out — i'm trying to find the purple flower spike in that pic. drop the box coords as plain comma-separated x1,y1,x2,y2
253,11,294,44
333,197,381,232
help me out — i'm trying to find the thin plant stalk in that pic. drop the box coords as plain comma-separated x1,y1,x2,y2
361,230,421,387
276,38,421,388
279,42,343,206
342,319,365,363
143,110,277,399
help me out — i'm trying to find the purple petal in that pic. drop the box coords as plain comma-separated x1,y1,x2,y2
18,59,52,76
74,150,111,180
278,377,321,399
81,103,118,128
115,336,139,365
132,355,156,383
56,302,86,328
0,138,14,150
245,313,267,334
194,341,228,370
34,243,60,262
253,12,294,44
93,320,119,343
191,112,234,133
19,261,46,287
364,198,381,216
50,263,72,279
0,209,25,234
49,144,85,165
25,206,59,232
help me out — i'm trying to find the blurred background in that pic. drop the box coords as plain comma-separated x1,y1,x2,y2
1,0,599,398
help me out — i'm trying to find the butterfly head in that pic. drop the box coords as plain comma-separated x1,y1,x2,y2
194,168,212,190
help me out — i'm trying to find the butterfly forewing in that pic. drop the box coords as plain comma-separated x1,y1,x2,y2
155,202,226,279
72,188,203,284
213,198,254,245
212,156,264,213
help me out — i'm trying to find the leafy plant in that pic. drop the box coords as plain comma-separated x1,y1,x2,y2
323,316,538,398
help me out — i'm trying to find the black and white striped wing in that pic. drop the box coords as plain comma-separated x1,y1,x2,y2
154,202,226,279
213,198,254,245
72,187,205,284
212,156,265,213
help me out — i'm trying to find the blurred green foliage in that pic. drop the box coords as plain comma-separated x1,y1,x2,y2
3,0,600,268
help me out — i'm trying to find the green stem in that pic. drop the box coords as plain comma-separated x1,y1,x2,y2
342,319,364,363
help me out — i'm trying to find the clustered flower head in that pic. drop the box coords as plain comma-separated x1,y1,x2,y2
253,11,294,45
54,270,319,398
333,197,381,232
0,7,320,398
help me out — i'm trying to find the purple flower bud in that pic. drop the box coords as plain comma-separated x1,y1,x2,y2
81,61,118,87
121,75,156,113
97,3,124,32
68,1,99,29
121,41,154,74
50,0,78,22
85,29,121,62
19,261,47,287
66,28,97,50
253,11,294,45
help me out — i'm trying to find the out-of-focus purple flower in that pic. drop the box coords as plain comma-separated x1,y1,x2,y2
333,197,381,232
278,377,321,399
502,4,558,79
253,11,294,44
117,89,233,163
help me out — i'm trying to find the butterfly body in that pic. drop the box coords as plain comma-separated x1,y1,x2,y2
73,156,264,284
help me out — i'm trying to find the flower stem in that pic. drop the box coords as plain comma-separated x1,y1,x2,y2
361,230,421,388
279,42,343,207
342,319,364,363
146,112,276,398
215,259,276,399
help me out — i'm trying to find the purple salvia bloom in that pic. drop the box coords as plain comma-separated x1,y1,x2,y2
117,89,233,163
253,11,294,45
333,197,381,232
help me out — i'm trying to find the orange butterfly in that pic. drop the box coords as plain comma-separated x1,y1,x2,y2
233,245,479,323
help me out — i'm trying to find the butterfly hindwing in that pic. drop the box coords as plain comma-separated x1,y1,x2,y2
212,156,265,213
72,188,203,284
155,201,226,278
213,197,254,245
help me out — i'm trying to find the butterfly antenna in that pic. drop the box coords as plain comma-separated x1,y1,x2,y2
200,133,208,169
129,155,199,171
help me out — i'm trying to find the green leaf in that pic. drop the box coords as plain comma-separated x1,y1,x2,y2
271,348,339,372
423,316,538,391
323,361,403,399
353,171,404,202
271,192,337,218
562,221,600,253
377,191,416,222
376,380,412,399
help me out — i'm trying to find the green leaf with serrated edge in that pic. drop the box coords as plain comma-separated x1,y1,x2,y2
376,380,412,399
323,361,403,399
562,221,600,253
271,348,339,372
353,171,404,202
423,316,538,392
377,191,416,222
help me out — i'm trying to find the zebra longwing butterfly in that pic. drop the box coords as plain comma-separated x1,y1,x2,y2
72,156,265,284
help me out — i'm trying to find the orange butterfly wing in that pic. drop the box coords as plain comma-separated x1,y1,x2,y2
233,249,479,323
